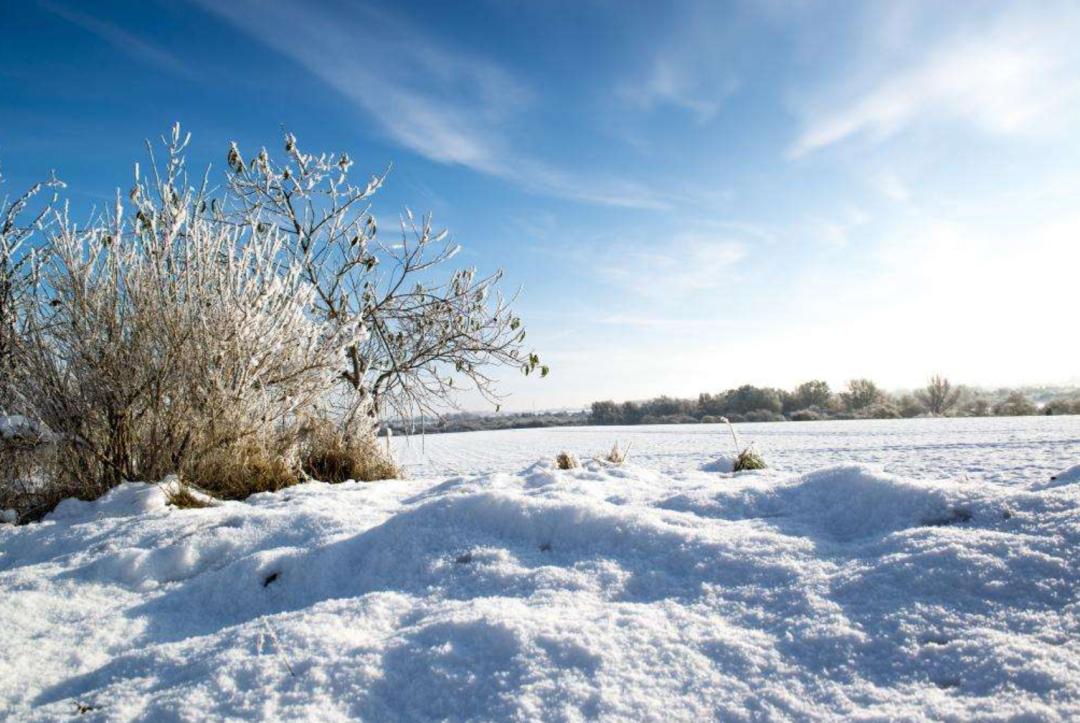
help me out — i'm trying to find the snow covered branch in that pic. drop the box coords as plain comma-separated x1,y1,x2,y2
223,133,544,421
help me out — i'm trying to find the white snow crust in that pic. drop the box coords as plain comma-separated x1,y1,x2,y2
2,420,1080,720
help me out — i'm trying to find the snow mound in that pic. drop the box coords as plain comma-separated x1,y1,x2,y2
700,454,736,473
2,461,1080,720
1035,463,1080,490
664,464,990,542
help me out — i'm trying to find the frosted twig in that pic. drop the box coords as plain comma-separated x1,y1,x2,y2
721,417,741,457
261,618,296,678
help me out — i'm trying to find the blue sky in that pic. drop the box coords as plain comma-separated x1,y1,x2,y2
3,0,1080,410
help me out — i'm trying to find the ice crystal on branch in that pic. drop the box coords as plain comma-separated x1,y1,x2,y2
223,132,541,420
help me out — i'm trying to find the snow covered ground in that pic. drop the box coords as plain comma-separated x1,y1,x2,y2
2,418,1080,720
394,415,1080,487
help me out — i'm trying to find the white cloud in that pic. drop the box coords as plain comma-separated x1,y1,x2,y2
872,170,910,202
789,9,1080,157
595,235,747,296
619,56,738,122
871,214,1080,377
614,1,743,125
780,208,1080,388
809,207,870,249
192,0,667,210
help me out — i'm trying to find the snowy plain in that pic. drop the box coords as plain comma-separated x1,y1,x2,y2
2,416,1079,721
395,415,1080,487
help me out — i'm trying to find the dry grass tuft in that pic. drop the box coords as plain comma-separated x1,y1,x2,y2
733,446,767,472
601,441,631,465
720,416,767,472
300,422,400,483
164,482,216,509
555,451,579,470
183,440,300,500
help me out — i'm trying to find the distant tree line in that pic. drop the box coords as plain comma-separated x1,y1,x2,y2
385,410,590,435
590,377,1080,425
383,378,1080,435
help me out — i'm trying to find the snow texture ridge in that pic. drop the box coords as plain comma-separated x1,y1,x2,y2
2,457,1080,720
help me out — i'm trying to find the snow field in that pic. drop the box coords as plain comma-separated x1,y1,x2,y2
2,440,1079,720
393,415,1080,486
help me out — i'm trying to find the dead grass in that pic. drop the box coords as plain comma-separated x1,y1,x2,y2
720,416,767,472
733,446,767,472
2,417,403,519
182,439,300,500
300,422,400,483
164,482,216,509
600,441,631,465
555,451,579,470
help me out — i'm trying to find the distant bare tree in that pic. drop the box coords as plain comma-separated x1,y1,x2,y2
993,391,1037,417
789,380,831,411
222,133,544,423
915,375,961,416
897,393,926,418
841,379,884,411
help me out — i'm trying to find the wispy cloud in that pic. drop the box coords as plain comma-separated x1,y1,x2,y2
808,207,870,249
872,170,910,203
789,8,1080,157
595,314,732,332
619,56,738,123
191,0,667,210
38,0,193,79
595,234,747,296
615,2,742,125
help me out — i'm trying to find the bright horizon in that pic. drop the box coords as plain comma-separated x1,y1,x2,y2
3,1,1079,411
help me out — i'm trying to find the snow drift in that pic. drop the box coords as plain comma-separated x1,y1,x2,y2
2,459,1079,720
1040,463,1080,490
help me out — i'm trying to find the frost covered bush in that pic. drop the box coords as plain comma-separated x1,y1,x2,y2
744,409,784,423
958,393,993,417
724,385,784,416
855,401,901,420
0,416,61,521
789,408,824,422
13,128,350,499
993,392,1038,417
1043,397,1080,415
1,168,62,413
1,124,536,517
897,394,927,418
